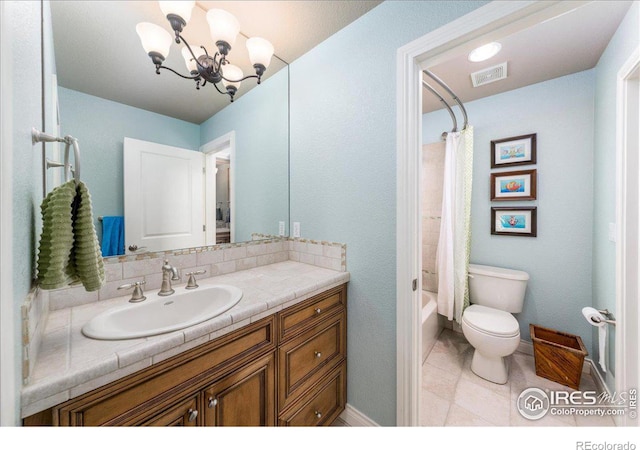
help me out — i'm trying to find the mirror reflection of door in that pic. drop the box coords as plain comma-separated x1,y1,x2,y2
215,157,231,244
202,131,235,245
124,137,205,254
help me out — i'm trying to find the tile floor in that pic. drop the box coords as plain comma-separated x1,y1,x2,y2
421,328,616,427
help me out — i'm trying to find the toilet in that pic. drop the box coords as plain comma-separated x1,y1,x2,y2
461,263,529,384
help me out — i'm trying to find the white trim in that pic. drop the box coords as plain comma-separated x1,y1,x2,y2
588,358,610,397
0,0,17,426
339,403,379,427
614,46,640,427
395,0,592,426
517,339,534,357
201,131,236,244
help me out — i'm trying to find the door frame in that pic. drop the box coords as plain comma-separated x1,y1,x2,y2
0,0,17,426
201,131,236,244
395,0,592,425
615,46,639,427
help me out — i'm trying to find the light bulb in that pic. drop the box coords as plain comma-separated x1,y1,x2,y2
159,1,195,24
181,46,205,72
468,42,502,62
222,64,243,89
246,37,274,69
206,9,240,48
136,22,172,59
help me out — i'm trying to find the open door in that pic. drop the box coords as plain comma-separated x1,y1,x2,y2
124,137,204,253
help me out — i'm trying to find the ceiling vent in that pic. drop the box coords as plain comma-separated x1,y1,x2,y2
471,62,508,87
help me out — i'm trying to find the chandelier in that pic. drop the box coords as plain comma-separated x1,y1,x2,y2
136,1,275,102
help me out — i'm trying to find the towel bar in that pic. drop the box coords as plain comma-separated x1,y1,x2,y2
33,128,81,194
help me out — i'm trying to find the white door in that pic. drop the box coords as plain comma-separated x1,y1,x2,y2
124,137,205,253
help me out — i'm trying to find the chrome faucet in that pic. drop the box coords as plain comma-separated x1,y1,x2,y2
159,259,180,296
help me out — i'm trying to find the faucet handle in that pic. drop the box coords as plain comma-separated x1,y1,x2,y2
118,280,147,303
185,270,207,290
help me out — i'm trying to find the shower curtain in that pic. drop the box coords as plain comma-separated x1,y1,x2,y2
436,126,474,324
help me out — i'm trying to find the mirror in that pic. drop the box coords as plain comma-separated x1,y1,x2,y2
46,1,289,257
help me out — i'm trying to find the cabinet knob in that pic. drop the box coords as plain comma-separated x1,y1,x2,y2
315,308,321,314
187,408,198,422
314,351,322,359
314,410,322,419
208,397,218,408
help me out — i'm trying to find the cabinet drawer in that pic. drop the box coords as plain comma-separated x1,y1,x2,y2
278,311,345,412
54,316,275,426
141,395,199,426
278,364,346,426
278,285,346,342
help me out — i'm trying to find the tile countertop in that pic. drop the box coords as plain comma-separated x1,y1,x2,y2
21,261,350,418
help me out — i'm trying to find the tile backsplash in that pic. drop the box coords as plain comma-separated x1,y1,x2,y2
22,236,347,385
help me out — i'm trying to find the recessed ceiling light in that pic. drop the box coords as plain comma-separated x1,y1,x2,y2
468,42,502,62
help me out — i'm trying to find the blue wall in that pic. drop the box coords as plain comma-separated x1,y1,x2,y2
57,87,200,233
200,68,289,241
289,0,487,426
6,0,43,424
424,70,596,352
592,1,640,388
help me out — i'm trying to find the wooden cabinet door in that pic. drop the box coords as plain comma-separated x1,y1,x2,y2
202,352,276,426
141,396,199,426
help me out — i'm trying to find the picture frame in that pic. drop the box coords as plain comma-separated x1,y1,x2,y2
491,133,537,168
491,207,537,237
490,169,537,201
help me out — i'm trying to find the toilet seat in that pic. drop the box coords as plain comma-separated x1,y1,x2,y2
462,304,519,338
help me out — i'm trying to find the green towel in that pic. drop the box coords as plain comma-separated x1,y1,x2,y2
72,181,105,291
37,180,105,291
37,181,77,289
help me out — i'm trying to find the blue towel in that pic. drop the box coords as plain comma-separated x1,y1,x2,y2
101,216,124,257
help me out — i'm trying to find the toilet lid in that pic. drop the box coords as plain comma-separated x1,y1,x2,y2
463,305,520,337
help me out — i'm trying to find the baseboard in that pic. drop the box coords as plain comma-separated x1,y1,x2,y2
586,358,609,395
517,339,534,356
339,403,379,427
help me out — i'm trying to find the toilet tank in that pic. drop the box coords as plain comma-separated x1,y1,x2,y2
468,264,529,313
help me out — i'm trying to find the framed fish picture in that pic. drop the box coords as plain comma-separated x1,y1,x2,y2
491,133,536,168
491,207,537,237
490,169,537,201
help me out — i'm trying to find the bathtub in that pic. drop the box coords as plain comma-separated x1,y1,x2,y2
422,290,443,363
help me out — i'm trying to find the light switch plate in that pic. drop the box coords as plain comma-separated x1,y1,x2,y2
293,222,300,238
279,221,285,236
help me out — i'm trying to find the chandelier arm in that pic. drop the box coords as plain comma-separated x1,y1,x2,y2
157,65,201,80
220,74,261,83
211,81,228,95
179,35,221,72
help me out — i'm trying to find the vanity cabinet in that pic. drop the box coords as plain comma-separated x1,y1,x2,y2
24,284,346,427
276,284,347,425
201,352,276,426
141,395,200,427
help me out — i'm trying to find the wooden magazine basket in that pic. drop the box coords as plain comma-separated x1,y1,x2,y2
530,324,588,390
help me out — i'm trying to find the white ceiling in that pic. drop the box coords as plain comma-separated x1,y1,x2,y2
423,1,633,117
51,1,382,124
52,1,633,126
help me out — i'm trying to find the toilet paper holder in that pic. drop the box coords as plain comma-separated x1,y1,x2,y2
594,309,617,326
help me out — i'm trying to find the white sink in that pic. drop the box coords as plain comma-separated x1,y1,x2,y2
82,285,243,340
